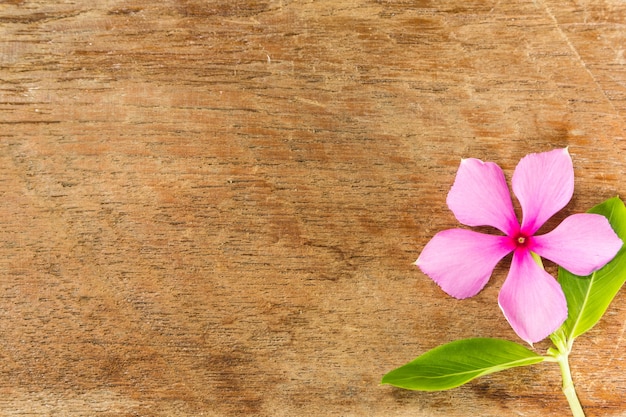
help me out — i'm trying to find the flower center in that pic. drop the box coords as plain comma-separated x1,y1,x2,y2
513,232,531,249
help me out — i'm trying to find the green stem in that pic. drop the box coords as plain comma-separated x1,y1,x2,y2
557,354,585,417
548,343,585,417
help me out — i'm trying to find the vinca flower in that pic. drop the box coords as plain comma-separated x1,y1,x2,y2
416,148,622,344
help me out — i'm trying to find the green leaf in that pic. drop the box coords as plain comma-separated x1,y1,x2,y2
557,196,626,343
381,338,545,391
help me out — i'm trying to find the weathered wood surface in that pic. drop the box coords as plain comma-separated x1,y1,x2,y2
0,0,625,415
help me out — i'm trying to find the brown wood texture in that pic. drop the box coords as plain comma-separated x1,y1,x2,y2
1,0,625,415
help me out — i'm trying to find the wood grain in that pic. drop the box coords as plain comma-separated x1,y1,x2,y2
0,0,624,415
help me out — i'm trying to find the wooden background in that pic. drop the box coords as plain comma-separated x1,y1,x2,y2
0,0,625,416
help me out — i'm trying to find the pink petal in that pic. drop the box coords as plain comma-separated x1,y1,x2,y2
498,250,568,344
532,213,623,276
416,229,514,299
447,158,518,235
512,148,574,235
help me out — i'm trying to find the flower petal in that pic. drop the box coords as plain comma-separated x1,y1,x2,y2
532,213,623,276
512,148,574,235
498,250,568,344
416,229,513,299
447,158,518,235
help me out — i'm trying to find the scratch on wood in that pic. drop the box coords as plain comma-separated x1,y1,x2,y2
536,0,620,116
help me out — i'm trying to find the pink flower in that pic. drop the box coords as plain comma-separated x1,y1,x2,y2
416,148,622,344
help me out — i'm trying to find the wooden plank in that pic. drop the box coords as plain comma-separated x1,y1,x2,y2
0,0,624,415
